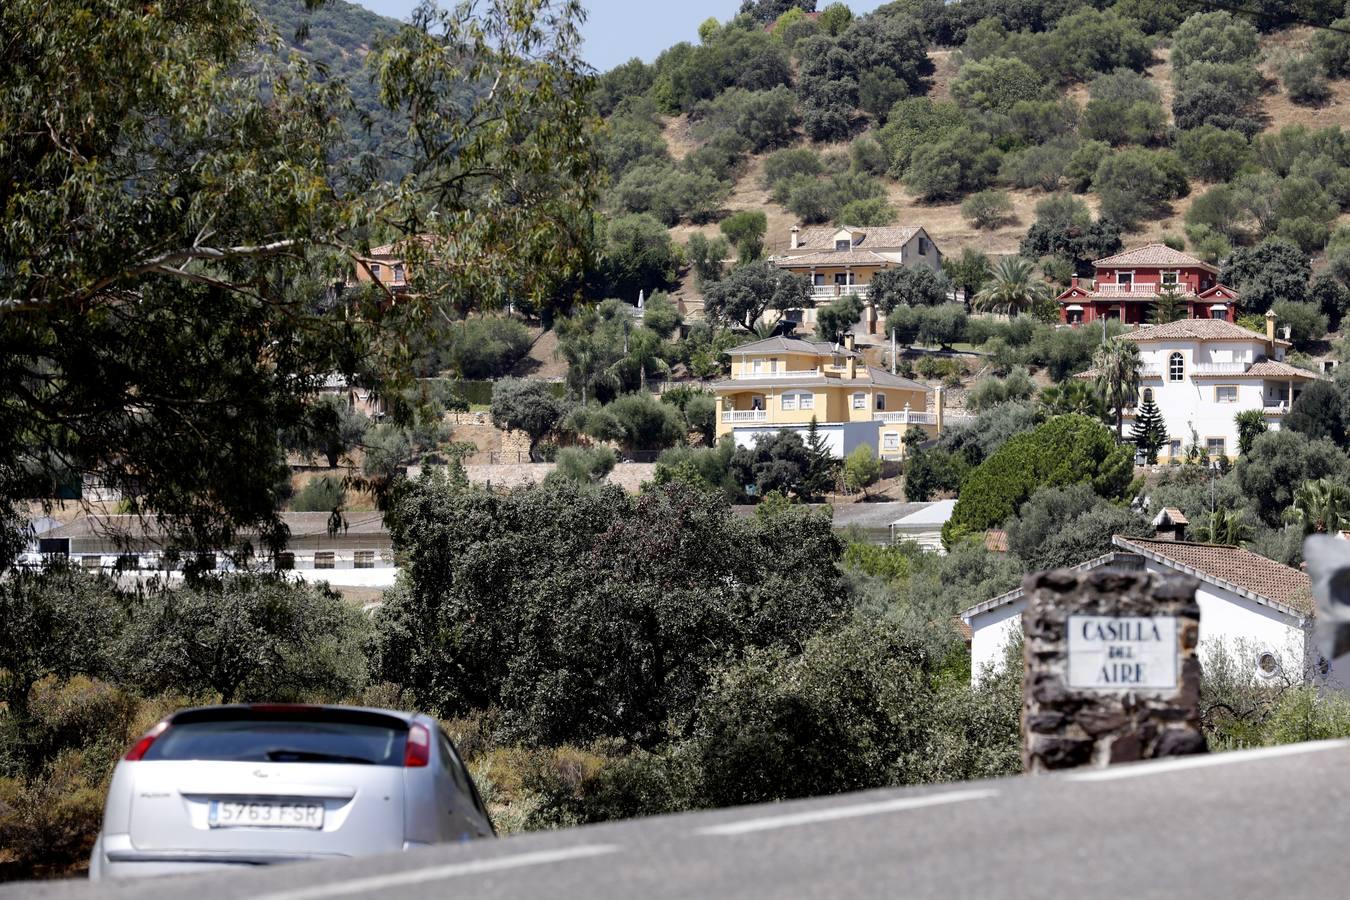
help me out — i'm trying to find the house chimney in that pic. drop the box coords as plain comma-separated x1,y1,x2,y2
1070,275,1079,289
1152,508,1188,542
1266,309,1276,342
790,225,800,250
843,332,855,352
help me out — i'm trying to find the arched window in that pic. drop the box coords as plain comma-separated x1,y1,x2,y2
1142,387,1154,404
1168,352,1184,382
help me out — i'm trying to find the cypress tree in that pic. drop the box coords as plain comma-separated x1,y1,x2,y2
802,417,838,499
1130,396,1168,464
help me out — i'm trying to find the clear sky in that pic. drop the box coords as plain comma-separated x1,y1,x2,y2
354,1,890,72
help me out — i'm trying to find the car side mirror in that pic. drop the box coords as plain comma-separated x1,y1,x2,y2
1305,536,1350,666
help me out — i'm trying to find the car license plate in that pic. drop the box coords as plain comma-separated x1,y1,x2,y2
208,800,324,829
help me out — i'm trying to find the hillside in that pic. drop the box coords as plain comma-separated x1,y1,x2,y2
253,0,405,171
684,37,1349,258
592,3,1350,341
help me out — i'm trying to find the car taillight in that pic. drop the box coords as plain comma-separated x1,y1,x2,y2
124,720,169,761
404,723,430,767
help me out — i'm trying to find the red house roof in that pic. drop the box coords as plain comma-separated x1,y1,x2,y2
1093,243,1219,274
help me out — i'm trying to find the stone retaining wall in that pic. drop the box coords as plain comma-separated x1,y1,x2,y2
461,463,657,492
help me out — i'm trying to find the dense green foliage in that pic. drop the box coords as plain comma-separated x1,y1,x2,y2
943,415,1134,544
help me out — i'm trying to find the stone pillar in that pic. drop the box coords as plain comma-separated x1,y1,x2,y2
1022,568,1204,773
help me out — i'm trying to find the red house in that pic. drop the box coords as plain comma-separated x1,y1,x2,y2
1057,244,1238,326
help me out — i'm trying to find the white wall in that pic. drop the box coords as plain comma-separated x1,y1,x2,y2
1138,337,1286,457
966,562,1309,687
732,421,881,460
969,601,1024,683
289,568,400,589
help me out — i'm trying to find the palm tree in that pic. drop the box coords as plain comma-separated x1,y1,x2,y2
1234,409,1268,456
1285,478,1350,534
608,327,671,392
1038,380,1109,423
1194,508,1252,546
556,332,615,405
971,256,1051,317
1093,338,1143,441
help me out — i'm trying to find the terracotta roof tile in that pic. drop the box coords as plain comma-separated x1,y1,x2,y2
726,336,857,357
1113,536,1313,615
1244,360,1320,379
793,225,922,251
776,249,892,267
984,529,1009,552
1121,318,1284,344
952,616,973,642
1093,243,1218,273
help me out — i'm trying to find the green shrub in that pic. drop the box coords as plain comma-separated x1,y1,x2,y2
292,475,346,512
641,292,682,338
446,317,533,379
691,86,799,153
1177,126,1250,183
842,445,881,494
1282,54,1331,107
1093,147,1189,228
999,142,1071,192
119,577,371,704
943,414,1135,544
838,197,895,226
952,56,1050,112
961,190,1015,229
549,446,617,485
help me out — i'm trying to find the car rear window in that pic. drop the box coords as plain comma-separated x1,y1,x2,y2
143,710,408,766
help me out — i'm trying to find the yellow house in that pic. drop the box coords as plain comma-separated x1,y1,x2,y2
714,334,946,460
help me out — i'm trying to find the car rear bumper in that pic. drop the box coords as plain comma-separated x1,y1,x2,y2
91,834,351,880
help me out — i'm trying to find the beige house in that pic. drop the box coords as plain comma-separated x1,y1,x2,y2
714,333,956,460
771,224,943,317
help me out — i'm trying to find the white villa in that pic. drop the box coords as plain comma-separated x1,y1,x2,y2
960,533,1317,687
1080,313,1320,461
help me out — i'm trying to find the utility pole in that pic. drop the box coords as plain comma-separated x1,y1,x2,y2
891,328,897,375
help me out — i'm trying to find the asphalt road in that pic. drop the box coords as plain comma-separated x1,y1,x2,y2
9,740,1350,900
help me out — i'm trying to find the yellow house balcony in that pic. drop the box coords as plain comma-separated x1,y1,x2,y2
722,409,769,424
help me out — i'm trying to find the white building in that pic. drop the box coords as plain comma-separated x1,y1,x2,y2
1080,314,1320,461
21,512,398,590
889,499,957,552
960,534,1315,687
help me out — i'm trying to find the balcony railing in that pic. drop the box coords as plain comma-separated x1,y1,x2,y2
1093,283,1197,296
810,284,870,301
1191,362,1250,376
875,411,937,425
722,410,768,423
736,369,821,379
875,411,974,426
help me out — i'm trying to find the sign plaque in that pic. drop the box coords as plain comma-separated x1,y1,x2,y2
1067,615,1178,691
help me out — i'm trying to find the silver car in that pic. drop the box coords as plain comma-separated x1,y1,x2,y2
90,704,495,879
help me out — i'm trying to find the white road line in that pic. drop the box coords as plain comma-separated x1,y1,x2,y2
696,788,1000,837
1068,738,1350,783
252,844,621,900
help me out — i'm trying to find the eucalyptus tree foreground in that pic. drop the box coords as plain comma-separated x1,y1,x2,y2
0,0,600,557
